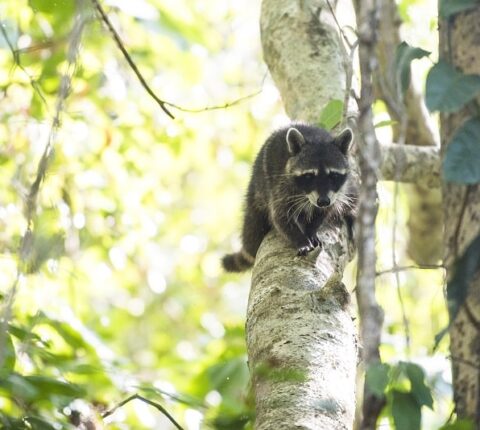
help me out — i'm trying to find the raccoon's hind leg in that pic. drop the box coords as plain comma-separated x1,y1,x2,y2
222,206,270,272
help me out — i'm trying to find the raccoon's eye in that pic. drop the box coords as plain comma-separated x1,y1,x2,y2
295,173,315,187
328,172,345,182
302,173,315,181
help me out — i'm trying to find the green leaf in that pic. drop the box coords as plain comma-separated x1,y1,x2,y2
2,333,16,372
439,0,480,18
319,99,344,130
0,373,39,400
26,233,65,274
443,118,480,184
7,323,43,344
391,390,421,430
365,363,390,397
436,232,480,345
24,416,56,430
426,60,480,112
26,375,85,398
394,42,430,95
403,362,433,409
29,0,74,15
447,233,480,319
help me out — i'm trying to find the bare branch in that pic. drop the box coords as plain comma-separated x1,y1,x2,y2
165,75,265,113
90,0,263,118
354,0,386,428
379,143,440,187
376,264,445,277
0,21,49,110
90,0,174,119
102,393,184,430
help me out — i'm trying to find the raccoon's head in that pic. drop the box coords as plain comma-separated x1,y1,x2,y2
285,126,353,209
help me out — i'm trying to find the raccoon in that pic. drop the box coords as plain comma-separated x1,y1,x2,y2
222,123,357,272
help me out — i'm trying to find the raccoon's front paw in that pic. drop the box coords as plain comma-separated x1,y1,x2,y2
297,244,315,256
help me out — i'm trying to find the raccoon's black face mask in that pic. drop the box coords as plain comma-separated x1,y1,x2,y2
286,127,352,208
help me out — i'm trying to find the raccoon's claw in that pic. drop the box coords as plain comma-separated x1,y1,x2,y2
297,235,321,256
309,234,321,248
297,244,314,256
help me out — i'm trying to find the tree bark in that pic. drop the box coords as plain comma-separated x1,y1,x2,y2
247,231,357,429
439,6,480,425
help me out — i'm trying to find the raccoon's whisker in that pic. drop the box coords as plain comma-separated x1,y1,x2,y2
292,199,310,223
287,198,307,223
277,195,306,210
271,193,304,205
287,200,301,223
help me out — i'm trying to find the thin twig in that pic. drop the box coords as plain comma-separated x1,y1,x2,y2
324,0,359,125
90,0,263,117
325,0,355,49
165,84,264,113
392,115,411,357
376,264,445,277
0,21,49,110
90,0,174,119
102,394,185,430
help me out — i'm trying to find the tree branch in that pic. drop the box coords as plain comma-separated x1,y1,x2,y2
354,0,386,428
90,0,174,119
376,264,444,277
379,143,440,186
102,393,184,430
91,0,264,118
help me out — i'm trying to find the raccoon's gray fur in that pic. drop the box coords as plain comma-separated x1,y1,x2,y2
222,123,357,272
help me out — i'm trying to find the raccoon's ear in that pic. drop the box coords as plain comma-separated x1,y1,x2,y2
334,128,353,155
286,127,305,155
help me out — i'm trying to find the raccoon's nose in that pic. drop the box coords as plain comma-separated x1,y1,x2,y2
317,197,331,207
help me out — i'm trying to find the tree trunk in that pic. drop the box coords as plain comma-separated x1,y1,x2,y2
439,7,480,425
248,1,358,428
247,232,357,429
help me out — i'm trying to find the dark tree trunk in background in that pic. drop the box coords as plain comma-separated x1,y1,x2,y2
439,7,480,424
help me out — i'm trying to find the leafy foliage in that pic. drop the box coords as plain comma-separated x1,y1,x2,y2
425,60,480,112
365,361,434,430
446,233,480,320
365,362,390,397
439,0,480,18
391,390,422,430
443,118,480,184
318,99,344,130
394,42,430,96
0,0,268,428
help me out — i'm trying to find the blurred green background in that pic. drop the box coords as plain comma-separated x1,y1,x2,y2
0,0,451,428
